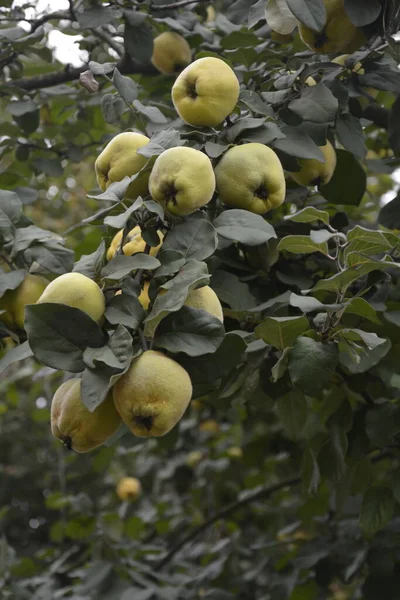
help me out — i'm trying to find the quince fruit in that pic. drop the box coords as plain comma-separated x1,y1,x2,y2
37,272,105,324
149,146,215,216
116,477,142,501
0,273,48,330
107,225,163,261
215,143,286,214
332,54,378,105
298,0,363,54
172,57,239,127
113,350,192,437
289,141,337,187
95,132,150,199
151,32,191,74
51,378,121,452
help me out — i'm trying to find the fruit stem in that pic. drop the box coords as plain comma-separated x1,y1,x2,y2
138,328,148,351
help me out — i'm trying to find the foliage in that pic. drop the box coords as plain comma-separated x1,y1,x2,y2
1,0,400,598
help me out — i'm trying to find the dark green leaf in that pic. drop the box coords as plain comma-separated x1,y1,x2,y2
25,304,105,372
359,487,395,536
288,84,338,124
289,337,339,395
154,306,225,357
124,21,153,64
0,340,33,376
344,0,382,26
162,218,218,261
277,391,308,439
320,150,366,205
101,254,160,280
112,68,138,103
214,209,277,246
286,0,326,31
255,315,309,350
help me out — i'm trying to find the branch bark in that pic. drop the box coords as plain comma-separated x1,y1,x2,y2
155,476,301,569
150,0,213,9
155,449,398,570
10,56,157,91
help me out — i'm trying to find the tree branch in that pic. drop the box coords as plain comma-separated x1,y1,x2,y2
10,57,157,91
155,476,301,569
155,449,398,570
151,0,212,9
30,11,71,33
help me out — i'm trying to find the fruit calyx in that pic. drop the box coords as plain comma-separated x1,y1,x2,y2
186,80,198,99
314,30,328,49
134,415,154,431
255,184,269,201
60,435,72,450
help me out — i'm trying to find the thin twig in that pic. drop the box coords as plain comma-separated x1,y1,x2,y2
92,28,124,57
155,476,301,569
156,449,398,569
151,0,212,9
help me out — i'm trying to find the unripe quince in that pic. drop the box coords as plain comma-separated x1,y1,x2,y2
289,141,337,187
149,147,215,216
298,0,363,54
215,143,286,214
113,350,193,437
227,446,243,459
184,285,223,322
0,273,48,330
116,477,142,501
172,57,240,127
186,450,204,468
199,419,220,435
332,54,378,104
151,32,191,74
107,225,163,261
95,132,150,199
51,378,121,452
37,272,105,324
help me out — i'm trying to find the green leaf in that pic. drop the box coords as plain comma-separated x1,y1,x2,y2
255,315,309,350
133,100,167,124
77,7,118,28
286,0,326,31
337,328,386,351
302,448,321,494
276,391,308,440
320,149,366,206
101,254,160,280
73,240,106,280
112,68,138,103
0,340,33,376
239,90,274,116
335,113,367,159
278,235,328,255
214,209,277,246
81,366,115,412
25,304,105,372
145,260,210,331
101,93,125,124
273,128,325,160
344,0,382,26
288,83,338,124
179,331,246,385
359,487,395,536
318,423,348,482
154,306,225,357
124,20,153,64
162,217,218,261
289,337,339,395
284,206,330,226
345,225,396,256
378,192,400,230
290,292,343,313
365,403,400,447
344,297,381,324
154,250,185,278
271,346,291,382
105,292,145,330
0,269,25,297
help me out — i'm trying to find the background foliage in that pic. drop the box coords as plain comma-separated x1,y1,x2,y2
1,0,400,598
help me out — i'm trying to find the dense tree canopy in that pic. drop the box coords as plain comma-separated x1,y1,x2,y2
1,0,400,598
